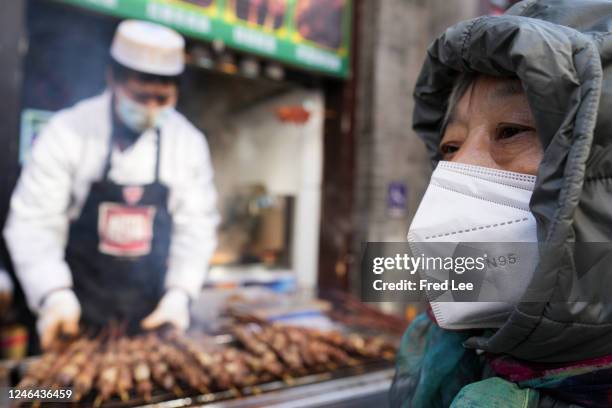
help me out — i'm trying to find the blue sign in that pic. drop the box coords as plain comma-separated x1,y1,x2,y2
387,182,407,217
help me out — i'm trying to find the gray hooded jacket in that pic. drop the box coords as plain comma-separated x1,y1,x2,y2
413,0,612,363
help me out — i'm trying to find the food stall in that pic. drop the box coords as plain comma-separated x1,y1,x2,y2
18,0,352,295
0,0,406,406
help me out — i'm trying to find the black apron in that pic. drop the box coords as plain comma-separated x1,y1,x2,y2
66,129,172,332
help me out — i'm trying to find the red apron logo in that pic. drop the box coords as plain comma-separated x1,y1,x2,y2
123,186,145,205
98,203,156,257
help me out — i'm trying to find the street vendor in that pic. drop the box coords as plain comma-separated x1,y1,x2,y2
391,0,612,406
3,20,219,349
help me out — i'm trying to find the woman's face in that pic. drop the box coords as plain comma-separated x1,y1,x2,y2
439,75,543,175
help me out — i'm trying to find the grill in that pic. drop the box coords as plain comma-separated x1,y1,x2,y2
2,327,397,408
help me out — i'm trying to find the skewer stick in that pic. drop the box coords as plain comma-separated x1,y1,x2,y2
383,351,395,361
93,395,103,408
173,386,184,397
201,392,215,402
348,358,360,367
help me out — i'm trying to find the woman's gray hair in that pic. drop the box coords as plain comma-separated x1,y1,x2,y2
441,72,476,134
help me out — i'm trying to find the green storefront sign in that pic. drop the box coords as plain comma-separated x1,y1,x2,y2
56,0,352,78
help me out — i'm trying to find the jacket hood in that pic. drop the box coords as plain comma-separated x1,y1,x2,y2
413,0,612,362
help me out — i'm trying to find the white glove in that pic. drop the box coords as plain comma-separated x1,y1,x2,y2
37,289,81,350
141,289,190,331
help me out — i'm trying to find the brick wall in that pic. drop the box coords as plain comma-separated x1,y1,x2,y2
351,0,480,293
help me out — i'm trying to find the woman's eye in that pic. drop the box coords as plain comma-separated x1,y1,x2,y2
495,125,530,140
439,143,459,156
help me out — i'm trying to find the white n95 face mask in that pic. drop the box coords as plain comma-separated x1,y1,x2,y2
115,89,174,133
407,161,538,330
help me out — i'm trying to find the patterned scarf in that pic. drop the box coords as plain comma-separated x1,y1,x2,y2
490,353,612,407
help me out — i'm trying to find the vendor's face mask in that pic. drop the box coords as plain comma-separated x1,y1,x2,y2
115,89,174,133
407,161,538,329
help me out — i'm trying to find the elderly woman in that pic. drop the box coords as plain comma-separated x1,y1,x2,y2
391,0,612,407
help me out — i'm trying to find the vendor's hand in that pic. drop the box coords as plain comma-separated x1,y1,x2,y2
37,289,81,350
141,289,190,331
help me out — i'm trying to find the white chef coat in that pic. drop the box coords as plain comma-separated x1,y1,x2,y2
4,91,220,312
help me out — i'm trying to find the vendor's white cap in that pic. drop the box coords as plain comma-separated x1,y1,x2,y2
111,20,185,76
